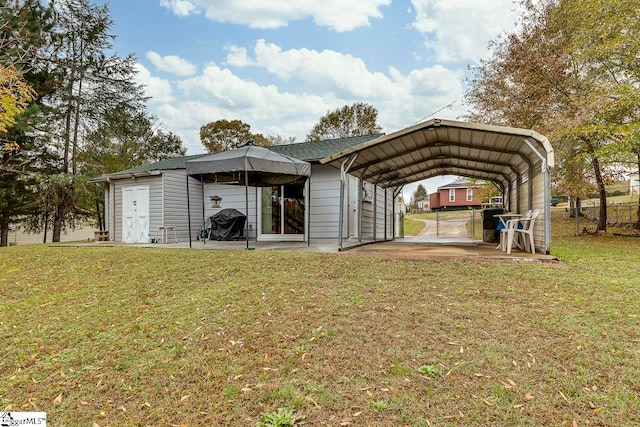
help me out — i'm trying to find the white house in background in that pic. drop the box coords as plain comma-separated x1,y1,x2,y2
91,134,396,245
630,172,639,195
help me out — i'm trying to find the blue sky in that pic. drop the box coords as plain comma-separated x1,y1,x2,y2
96,0,521,196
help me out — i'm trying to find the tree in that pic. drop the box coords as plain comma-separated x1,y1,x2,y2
0,0,53,246
40,0,148,242
408,184,427,212
306,102,382,141
266,134,297,145
200,119,271,152
413,184,427,202
464,0,640,231
0,65,35,132
82,103,185,176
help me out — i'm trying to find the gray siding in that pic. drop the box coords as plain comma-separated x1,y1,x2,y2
202,183,258,238
309,165,342,239
361,183,394,240
114,176,162,242
163,170,203,242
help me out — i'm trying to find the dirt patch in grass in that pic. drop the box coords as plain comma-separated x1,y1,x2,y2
1,216,639,425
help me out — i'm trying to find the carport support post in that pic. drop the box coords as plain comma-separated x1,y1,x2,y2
358,177,363,243
187,173,192,248
201,174,206,245
373,183,377,241
306,177,311,247
338,154,358,250
524,138,552,253
384,187,387,241
245,167,249,250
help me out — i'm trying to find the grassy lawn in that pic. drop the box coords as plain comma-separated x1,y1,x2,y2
403,218,425,236
1,213,639,426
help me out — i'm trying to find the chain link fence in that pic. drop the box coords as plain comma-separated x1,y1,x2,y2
570,202,639,234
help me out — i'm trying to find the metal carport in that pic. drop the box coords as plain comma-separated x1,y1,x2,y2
320,118,555,254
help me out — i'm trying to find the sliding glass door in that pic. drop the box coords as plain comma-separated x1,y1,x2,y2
260,182,305,240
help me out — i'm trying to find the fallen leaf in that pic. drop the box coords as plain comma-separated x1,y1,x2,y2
588,401,596,409
525,392,534,400
593,407,603,414
241,387,252,392
180,395,190,402
572,420,578,427
499,380,512,389
507,378,516,387
53,393,63,405
353,411,363,417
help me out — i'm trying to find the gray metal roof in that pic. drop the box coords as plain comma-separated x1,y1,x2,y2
92,135,381,182
437,180,480,190
320,118,554,190
268,134,383,162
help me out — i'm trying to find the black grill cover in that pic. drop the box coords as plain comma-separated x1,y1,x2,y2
207,209,246,240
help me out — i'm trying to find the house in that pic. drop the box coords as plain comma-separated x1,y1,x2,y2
91,134,395,245
416,199,429,212
429,180,483,211
92,119,556,254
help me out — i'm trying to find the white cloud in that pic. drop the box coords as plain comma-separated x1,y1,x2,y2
160,0,391,31
146,51,197,76
159,0,199,17
224,46,255,67
226,40,464,110
168,40,465,151
411,0,519,62
134,63,175,104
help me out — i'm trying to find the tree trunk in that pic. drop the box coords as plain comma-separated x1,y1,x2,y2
635,156,640,229
592,157,607,231
0,220,8,247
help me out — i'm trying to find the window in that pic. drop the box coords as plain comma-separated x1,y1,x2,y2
466,188,473,201
449,189,455,202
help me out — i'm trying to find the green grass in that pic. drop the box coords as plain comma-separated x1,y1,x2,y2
403,218,425,236
1,212,639,425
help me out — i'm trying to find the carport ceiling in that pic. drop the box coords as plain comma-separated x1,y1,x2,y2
320,118,554,189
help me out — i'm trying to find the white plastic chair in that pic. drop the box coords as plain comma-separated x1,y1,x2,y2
501,209,539,254
499,210,531,252
513,209,539,253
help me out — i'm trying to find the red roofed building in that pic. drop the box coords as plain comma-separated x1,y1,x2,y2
429,180,483,211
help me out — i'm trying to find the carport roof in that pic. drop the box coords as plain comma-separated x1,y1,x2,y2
320,118,554,189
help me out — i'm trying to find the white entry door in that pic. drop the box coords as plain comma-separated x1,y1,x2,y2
122,186,149,243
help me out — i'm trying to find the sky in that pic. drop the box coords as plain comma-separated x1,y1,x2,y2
95,0,522,197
